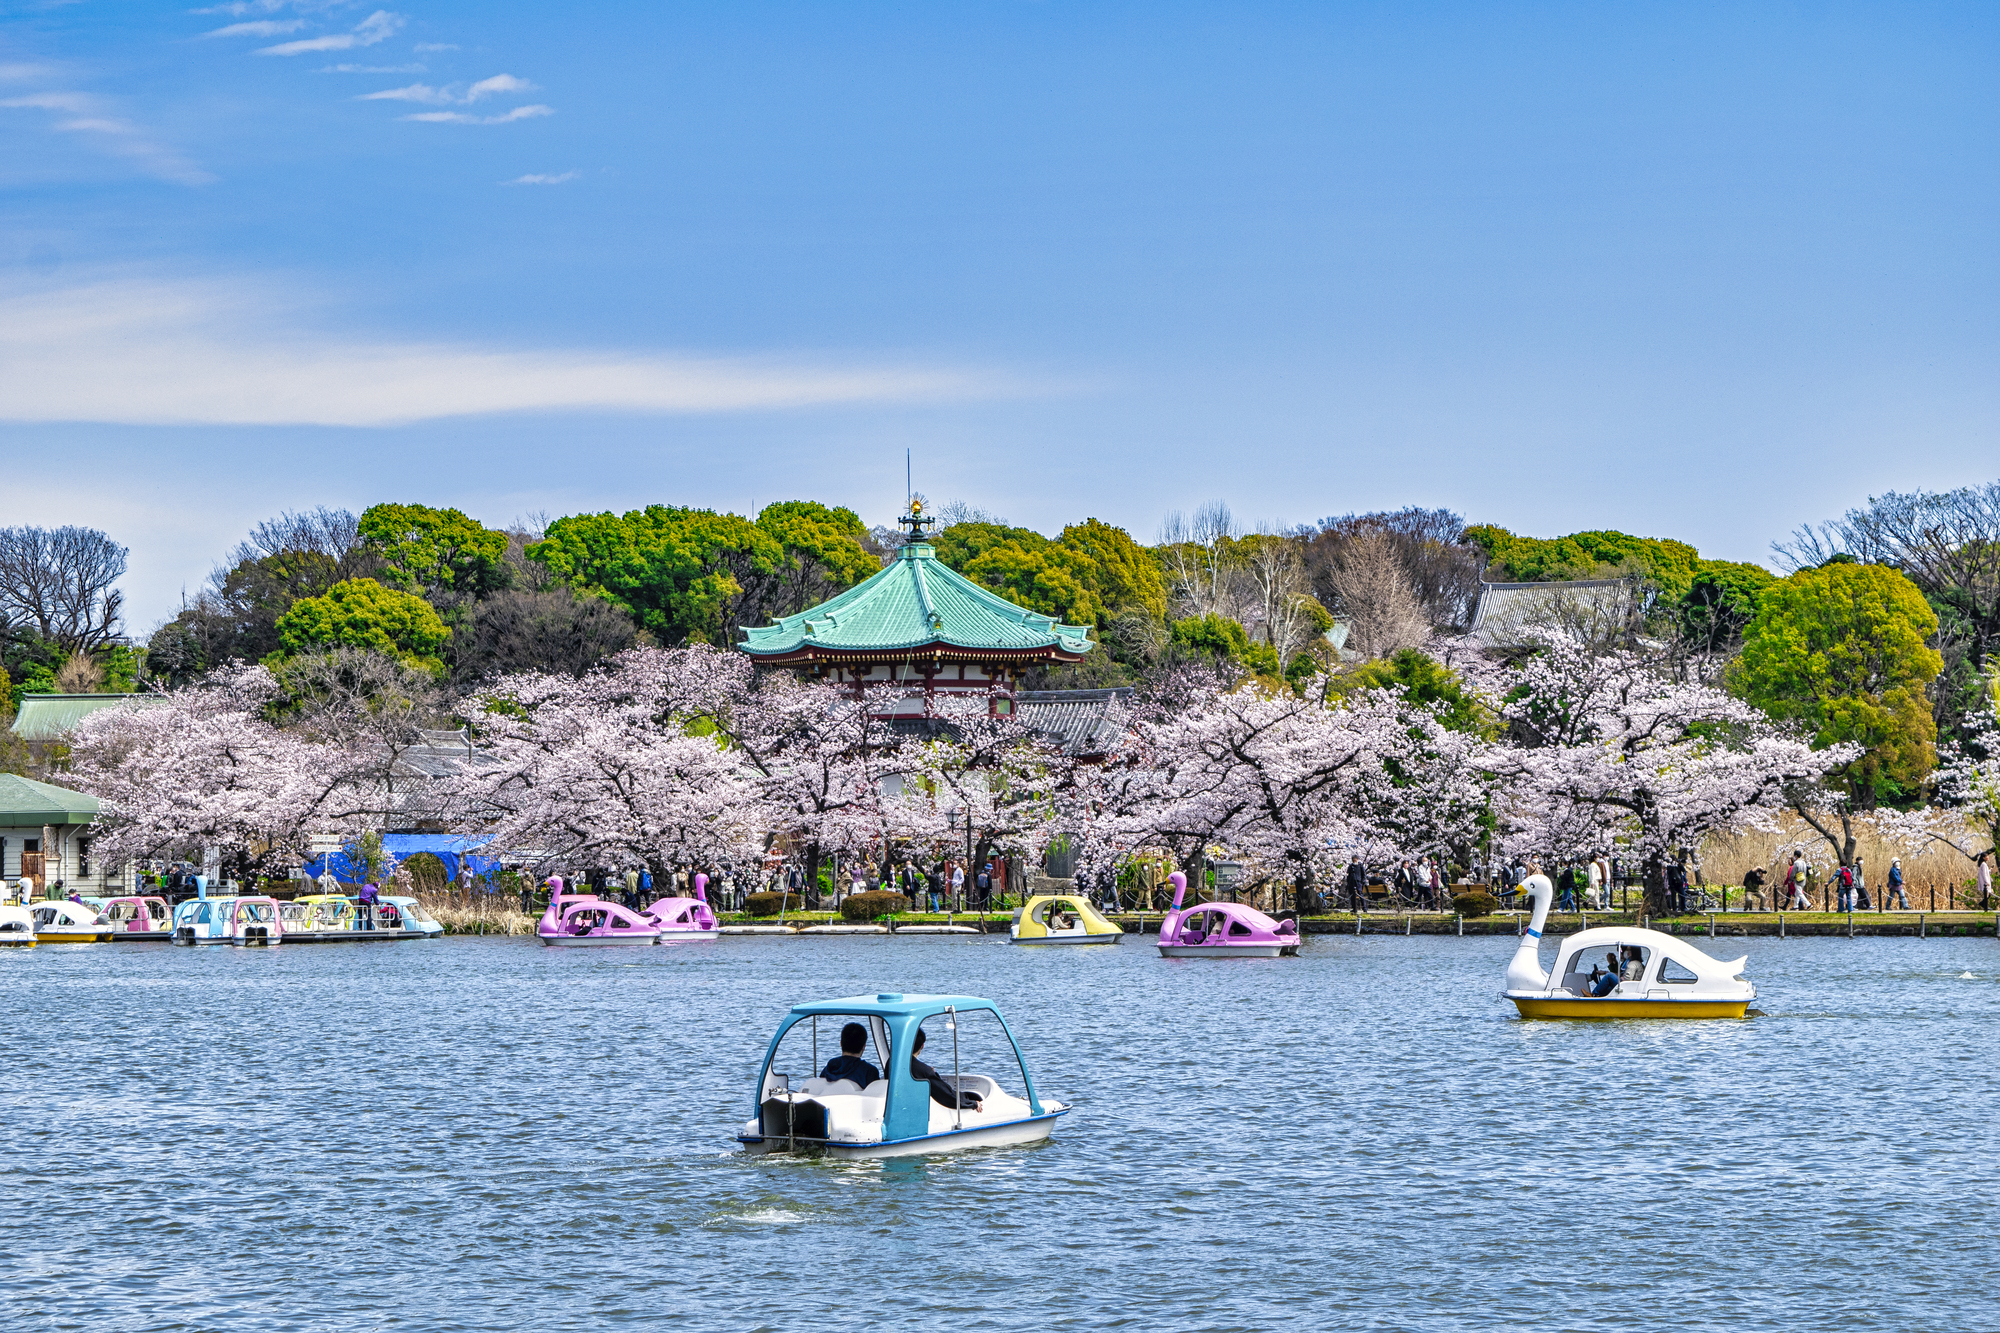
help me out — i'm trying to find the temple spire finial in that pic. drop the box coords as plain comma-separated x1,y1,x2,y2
898,497,936,545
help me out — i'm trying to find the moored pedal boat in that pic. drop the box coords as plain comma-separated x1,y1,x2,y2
99,895,176,941
739,993,1066,1159
29,899,116,944
641,872,719,944
1503,873,1753,1018
1155,871,1300,958
0,902,35,946
172,895,285,946
537,881,662,947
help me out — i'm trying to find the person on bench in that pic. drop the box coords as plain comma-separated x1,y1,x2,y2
911,1028,982,1111
819,1023,880,1088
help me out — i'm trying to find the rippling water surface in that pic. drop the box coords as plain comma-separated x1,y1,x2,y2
5,931,1995,1332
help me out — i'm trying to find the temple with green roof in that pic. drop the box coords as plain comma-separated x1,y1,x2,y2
738,501,1095,716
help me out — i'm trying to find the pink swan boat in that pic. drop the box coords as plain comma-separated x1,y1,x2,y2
536,878,664,947
641,872,721,944
1156,871,1302,958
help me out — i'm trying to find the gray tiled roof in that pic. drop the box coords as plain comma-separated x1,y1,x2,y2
1015,688,1132,756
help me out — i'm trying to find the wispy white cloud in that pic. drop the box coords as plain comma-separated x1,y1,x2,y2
464,73,531,100
202,19,306,38
402,104,552,125
358,81,452,104
256,10,401,56
0,277,1019,426
504,171,579,185
0,92,213,185
317,62,426,74
0,62,59,81
412,42,457,52
359,72,533,106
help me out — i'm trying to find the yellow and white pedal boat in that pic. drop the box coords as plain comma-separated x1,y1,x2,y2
1009,893,1123,946
29,899,116,944
1503,874,1753,1019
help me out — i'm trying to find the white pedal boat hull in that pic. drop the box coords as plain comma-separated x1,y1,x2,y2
1009,931,1119,945
535,932,662,947
1157,942,1290,958
742,1110,1065,1159
656,930,719,945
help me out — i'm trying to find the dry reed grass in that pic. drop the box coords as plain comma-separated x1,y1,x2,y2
416,891,535,935
1700,812,1982,900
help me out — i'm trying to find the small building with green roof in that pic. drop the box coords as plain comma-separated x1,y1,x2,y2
738,503,1094,716
0,772,108,896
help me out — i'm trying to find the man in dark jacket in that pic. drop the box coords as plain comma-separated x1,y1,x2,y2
910,1028,981,1110
819,1023,880,1087
1345,859,1368,912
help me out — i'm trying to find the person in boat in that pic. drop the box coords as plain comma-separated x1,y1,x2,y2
910,1028,982,1111
1588,951,1621,996
819,1023,880,1087
1619,945,1645,981
357,880,380,930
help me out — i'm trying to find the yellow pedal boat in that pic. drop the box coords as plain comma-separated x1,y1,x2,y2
1009,893,1123,945
1503,874,1753,1019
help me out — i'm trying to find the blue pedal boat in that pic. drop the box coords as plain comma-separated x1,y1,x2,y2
738,993,1067,1159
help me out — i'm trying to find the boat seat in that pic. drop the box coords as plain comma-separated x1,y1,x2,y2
797,1078,863,1096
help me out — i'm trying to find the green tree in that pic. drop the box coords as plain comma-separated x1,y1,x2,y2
358,503,510,603
1332,648,1496,736
530,506,783,645
1731,562,1943,810
1170,613,1250,664
275,578,452,676
1678,559,1777,652
934,517,1167,630
1057,518,1170,623
753,501,881,613
1464,525,1703,601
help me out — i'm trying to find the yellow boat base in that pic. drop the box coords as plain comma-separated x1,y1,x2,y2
1511,996,1750,1020
34,930,115,944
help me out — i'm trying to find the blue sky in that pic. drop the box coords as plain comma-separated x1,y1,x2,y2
2,1,1995,630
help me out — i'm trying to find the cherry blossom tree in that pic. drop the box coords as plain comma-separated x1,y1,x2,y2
713,671,913,897
1481,632,1854,913
1075,668,1490,903
455,646,761,874
897,691,1075,883
62,663,364,868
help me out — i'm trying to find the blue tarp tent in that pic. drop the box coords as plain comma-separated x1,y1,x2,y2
304,835,502,886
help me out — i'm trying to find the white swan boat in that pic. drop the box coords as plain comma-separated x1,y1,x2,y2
1503,875,1754,1018
0,902,34,946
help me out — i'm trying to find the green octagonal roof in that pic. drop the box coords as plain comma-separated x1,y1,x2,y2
739,543,1094,663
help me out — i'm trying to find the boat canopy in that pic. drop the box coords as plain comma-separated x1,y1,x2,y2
758,993,1046,1140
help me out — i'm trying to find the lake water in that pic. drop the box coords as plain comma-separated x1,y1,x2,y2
5,932,1995,1332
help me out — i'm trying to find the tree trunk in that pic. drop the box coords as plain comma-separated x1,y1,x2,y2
1641,853,1672,918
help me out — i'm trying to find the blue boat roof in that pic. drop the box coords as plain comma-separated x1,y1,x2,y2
788,993,998,1019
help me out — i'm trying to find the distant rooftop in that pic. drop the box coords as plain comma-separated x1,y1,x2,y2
9,693,165,741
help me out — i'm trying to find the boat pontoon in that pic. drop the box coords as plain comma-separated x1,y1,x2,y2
739,993,1066,1158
